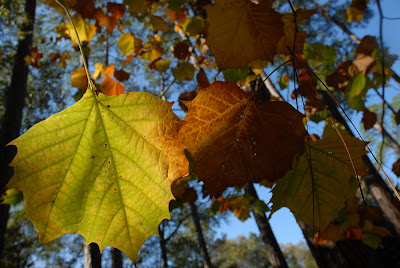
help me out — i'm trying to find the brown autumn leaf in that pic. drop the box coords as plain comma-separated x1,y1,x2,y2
277,10,316,56
197,69,210,89
167,8,188,24
204,0,284,70
362,109,377,130
124,55,133,65
393,159,400,177
94,9,117,34
107,2,126,22
114,69,130,82
100,76,125,96
178,90,197,112
178,81,307,197
326,61,360,91
173,42,191,60
171,176,197,204
29,47,43,68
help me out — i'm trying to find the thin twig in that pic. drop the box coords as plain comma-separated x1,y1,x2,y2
376,0,386,164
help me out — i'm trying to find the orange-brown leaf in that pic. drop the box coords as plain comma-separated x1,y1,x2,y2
103,64,115,77
100,76,125,96
178,81,307,197
204,0,284,70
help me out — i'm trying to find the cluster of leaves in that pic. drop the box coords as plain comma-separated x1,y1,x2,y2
3,0,397,264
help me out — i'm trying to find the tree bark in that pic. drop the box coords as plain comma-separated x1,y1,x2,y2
158,221,169,268
110,247,122,268
299,221,400,267
320,91,400,236
84,243,101,268
246,183,289,268
189,202,214,268
0,0,37,258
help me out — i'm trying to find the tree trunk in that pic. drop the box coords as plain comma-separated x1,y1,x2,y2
110,247,122,268
320,91,400,236
158,221,169,268
299,221,400,267
189,202,214,268
84,243,101,268
246,183,289,268
0,0,37,258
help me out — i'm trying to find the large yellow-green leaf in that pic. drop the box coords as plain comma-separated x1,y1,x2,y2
270,124,367,230
7,89,188,263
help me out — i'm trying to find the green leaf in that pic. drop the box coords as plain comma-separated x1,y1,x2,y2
347,72,366,97
303,43,337,68
362,233,382,249
7,90,188,262
309,110,328,123
253,199,270,216
348,95,366,111
0,188,23,205
223,68,249,82
172,62,196,82
278,75,288,90
270,124,367,229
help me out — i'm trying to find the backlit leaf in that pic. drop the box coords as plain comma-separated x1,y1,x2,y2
100,76,125,96
178,81,306,197
71,67,88,91
270,123,367,229
172,62,196,82
7,89,188,263
66,13,96,46
116,33,143,56
204,0,284,70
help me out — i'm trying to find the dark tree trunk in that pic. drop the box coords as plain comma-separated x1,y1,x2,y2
110,247,122,268
0,0,37,258
320,91,400,236
189,202,214,268
84,243,101,268
158,221,169,268
299,221,400,267
246,183,289,268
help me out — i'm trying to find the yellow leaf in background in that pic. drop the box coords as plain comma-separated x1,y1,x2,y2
248,60,269,76
92,63,103,79
140,42,164,63
116,33,142,56
66,13,96,46
71,67,88,90
204,0,284,70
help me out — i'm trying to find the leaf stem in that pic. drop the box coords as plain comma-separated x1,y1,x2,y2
55,0,94,93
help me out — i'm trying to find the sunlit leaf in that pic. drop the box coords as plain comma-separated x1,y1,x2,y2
204,0,284,70
270,123,367,229
7,89,188,262
178,81,306,197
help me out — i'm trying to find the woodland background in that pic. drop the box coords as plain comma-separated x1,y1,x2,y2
1,0,400,267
